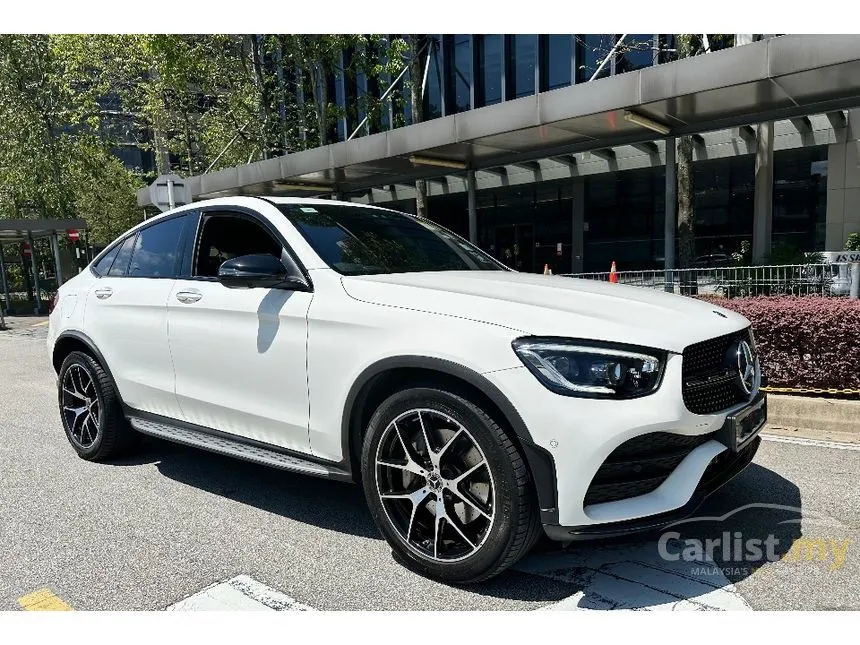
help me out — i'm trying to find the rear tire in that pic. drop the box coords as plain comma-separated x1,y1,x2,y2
361,386,540,584
57,351,139,461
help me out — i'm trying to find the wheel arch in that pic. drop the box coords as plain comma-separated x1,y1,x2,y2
341,356,558,522
52,331,123,396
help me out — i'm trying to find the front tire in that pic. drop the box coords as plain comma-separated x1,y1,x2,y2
361,387,540,584
57,351,139,461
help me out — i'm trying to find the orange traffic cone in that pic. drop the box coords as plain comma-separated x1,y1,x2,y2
543,263,552,275
609,261,618,283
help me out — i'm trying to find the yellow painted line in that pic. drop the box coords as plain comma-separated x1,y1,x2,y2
31,321,50,327
17,588,73,611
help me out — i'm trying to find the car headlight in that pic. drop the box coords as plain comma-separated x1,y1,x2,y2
512,338,666,399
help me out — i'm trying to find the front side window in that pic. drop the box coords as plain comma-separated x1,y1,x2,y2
127,215,191,278
278,204,507,276
194,213,283,278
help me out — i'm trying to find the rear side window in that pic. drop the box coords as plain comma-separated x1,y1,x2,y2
92,244,120,276
127,215,191,278
107,235,137,277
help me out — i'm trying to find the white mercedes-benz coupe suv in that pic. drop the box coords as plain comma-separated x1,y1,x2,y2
47,196,767,583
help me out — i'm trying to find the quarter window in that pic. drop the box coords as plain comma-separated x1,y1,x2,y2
92,244,120,276
107,234,138,277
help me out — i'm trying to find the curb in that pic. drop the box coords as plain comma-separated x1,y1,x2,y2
766,393,860,435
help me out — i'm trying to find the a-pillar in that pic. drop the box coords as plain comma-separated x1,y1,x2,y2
752,122,774,263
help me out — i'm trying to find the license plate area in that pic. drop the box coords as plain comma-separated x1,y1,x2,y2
724,393,767,451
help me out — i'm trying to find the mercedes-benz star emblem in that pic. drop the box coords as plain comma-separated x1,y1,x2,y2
734,340,755,395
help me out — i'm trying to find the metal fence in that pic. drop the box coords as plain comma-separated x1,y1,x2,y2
561,263,855,298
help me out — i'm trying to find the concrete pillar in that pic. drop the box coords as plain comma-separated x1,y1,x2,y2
825,109,860,250
753,121,774,263
467,169,477,243
572,176,585,273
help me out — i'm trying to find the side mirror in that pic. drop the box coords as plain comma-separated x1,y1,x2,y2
218,254,308,290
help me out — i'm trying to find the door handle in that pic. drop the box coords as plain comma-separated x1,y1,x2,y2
176,289,203,304
94,287,113,300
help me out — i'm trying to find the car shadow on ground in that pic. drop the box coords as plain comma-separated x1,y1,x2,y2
113,436,381,540
112,439,802,607
477,462,803,607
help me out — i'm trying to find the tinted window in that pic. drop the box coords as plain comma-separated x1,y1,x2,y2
127,215,189,278
509,35,536,98
107,234,137,277
278,204,506,275
477,35,502,107
93,244,120,276
543,35,572,90
194,214,282,278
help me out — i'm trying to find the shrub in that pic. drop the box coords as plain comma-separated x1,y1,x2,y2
699,296,860,391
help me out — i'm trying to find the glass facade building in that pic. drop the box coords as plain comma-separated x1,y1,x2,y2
328,35,828,273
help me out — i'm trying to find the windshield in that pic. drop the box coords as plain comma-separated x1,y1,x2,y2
277,203,509,275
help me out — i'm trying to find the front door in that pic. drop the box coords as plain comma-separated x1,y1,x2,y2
493,223,535,272
167,208,313,454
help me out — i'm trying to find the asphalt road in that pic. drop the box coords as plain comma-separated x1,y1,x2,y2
1,321,858,611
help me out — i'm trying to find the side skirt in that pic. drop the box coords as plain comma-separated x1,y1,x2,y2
126,412,352,482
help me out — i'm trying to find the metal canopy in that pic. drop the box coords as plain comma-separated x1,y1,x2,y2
137,34,860,206
0,218,88,243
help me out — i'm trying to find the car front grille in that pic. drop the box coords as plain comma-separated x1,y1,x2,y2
584,431,716,506
682,328,755,415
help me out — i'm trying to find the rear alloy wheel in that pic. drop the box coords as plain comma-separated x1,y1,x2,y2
362,387,540,583
58,351,139,461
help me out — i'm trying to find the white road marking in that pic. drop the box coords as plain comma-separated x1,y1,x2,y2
517,543,752,611
761,434,860,451
166,575,313,611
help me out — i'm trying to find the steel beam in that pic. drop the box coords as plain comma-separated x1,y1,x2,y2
790,116,812,134
734,125,756,143
664,137,677,285
631,142,658,155
590,148,616,161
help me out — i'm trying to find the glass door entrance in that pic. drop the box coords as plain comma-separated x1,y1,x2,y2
493,223,535,272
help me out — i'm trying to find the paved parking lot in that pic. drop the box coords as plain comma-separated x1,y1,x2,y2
1,321,858,611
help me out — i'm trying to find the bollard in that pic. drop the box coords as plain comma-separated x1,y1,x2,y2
851,262,860,300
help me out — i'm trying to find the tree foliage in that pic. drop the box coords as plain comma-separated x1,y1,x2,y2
0,34,411,244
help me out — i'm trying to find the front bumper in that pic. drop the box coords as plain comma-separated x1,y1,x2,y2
543,435,761,541
482,354,766,533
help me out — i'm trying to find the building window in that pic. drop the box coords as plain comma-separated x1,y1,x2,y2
576,34,615,82
476,35,502,107
507,35,537,99
444,34,472,114
615,34,655,74
540,35,572,91
424,37,443,119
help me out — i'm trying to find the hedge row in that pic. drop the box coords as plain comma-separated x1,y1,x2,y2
700,296,860,391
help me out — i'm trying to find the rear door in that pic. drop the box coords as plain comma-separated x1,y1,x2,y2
83,213,195,419
166,207,314,453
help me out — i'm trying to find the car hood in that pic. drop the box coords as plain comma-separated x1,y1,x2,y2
340,271,750,353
